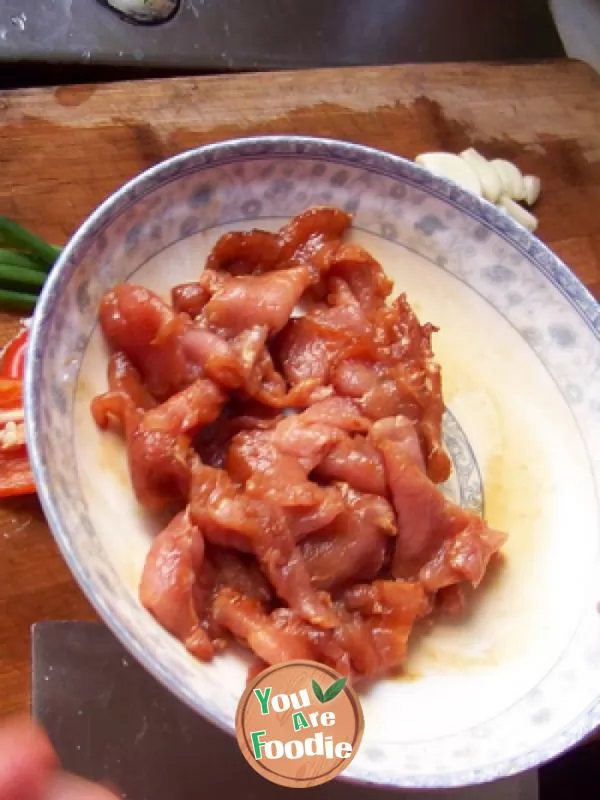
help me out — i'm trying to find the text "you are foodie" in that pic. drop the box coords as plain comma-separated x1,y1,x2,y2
236,661,364,788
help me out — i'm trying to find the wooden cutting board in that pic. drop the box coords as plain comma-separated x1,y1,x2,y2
0,60,599,717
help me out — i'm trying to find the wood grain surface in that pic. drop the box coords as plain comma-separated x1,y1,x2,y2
0,60,599,718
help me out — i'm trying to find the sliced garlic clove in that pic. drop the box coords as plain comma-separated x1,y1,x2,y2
522,175,541,207
0,408,25,424
499,196,538,232
460,148,503,203
490,159,525,201
415,152,482,196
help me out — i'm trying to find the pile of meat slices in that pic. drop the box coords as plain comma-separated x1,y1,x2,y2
91,207,507,682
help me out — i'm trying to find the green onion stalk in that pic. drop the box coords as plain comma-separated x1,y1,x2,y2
0,217,63,311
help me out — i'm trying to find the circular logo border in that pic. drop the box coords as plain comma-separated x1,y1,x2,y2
236,660,365,788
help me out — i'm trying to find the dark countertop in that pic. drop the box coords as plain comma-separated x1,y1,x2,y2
0,0,565,89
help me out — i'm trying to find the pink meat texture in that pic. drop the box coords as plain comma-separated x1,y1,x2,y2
92,207,507,681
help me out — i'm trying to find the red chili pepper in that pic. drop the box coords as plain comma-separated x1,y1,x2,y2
0,378,23,411
0,446,35,497
0,327,28,380
0,331,34,497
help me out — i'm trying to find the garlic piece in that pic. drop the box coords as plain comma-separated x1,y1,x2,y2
490,159,525,201
415,152,482,196
0,408,24,424
522,175,541,207
460,148,503,203
0,420,25,450
499,196,538,232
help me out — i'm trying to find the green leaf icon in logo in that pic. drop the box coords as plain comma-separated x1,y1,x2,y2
312,676,347,703
323,677,347,702
312,679,326,703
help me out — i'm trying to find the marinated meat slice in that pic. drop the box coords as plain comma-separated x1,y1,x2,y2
211,548,274,606
232,400,370,526
119,378,225,509
128,429,191,510
331,360,378,399
188,554,228,645
181,328,243,389
228,428,345,539
91,352,156,439
232,325,270,378
257,537,339,629
229,400,368,476
206,230,282,275
274,305,377,396
140,511,213,660
107,351,157,411
330,614,382,677
373,293,435,361
359,373,423,421
306,301,373,339
91,391,142,440
282,486,346,541
419,522,508,591
418,361,452,483
292,396,370,431
190,462,339,628
272,397,370,468
275,310,373,388
278,207,352,261
197,405,282,470
213,588,316,664
269,608,353,677
436,584,468,617
338,580,431,676
182,325,269,390
327,276,367,311
343,580,430,619
275,316,337,386
371,415,426,473
275,295,377,388
300,491,395,590
202,267,312,335
99,285,201,400
100,284,172,349
140,378,225,437
244,346,323,409
328,242,394,312
379,440,505,587
370,294,451,482
378,442,469,578
227,428,303,484
94,375,221,511
171,283,210,318
287,238,340,281
272,418,345,466
197,268,227,297
242,335,325,411
314,435,387,496
189,462,256,552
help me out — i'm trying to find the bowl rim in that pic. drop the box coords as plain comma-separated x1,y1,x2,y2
24,134,600,789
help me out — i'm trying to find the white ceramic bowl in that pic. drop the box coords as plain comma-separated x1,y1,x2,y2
25,136,600,789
